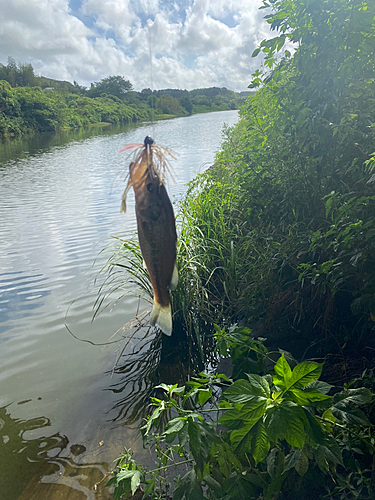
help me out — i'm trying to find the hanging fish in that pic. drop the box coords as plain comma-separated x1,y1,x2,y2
120,136,178,336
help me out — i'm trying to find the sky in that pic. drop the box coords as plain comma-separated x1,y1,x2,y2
0,0,271,92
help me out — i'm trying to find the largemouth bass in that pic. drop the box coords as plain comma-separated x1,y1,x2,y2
120,137,178,336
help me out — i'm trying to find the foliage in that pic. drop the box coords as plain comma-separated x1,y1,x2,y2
108,329,374,500
0,59,245,138
88,75,133,98
173,0,375,361
0,83,149,137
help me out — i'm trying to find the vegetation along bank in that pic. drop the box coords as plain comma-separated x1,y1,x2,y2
98,0,375,498
0,59,248,139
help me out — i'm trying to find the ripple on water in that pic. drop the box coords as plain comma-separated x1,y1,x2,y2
0,111,239,499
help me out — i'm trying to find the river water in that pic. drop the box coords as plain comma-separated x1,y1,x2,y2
0,110,238,500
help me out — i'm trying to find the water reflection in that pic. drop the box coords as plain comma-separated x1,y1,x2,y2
0,403,112,500
0,123,137,165
109,318,215,427
0,271,49,329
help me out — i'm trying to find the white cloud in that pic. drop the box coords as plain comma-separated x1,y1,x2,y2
81,0,136,41
0,0,271,91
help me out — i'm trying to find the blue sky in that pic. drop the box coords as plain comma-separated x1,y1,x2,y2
0,0,270,91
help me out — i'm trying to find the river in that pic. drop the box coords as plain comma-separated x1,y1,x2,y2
0,110,239,500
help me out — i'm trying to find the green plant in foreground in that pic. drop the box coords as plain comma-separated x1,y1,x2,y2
108,331,374,500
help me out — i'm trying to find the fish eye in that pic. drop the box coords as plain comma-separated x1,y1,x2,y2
147,183,154,192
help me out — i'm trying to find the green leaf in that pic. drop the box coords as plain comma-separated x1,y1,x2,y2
131,470,141,495
284,450,301,472
252,48,261,57
116,469,135,482
289,388,331,405
224,375,269,403
216,442,242,470
284,450,308,476
267,448,285,480
246,374,271,397
264,402,306,448
173,470,204,500
333,388,372,406
143,479,155,498
315,438,343,467
106,477,116,487
197,388,211,406
294,452,309,477
285,361,323,391
306,380,333,395
164,417,186,435
188,419,204,472
218,408,243,429
331,404,370,426
203,473,222,492
230,424,255,454
274,354,292,388
252,420,270,464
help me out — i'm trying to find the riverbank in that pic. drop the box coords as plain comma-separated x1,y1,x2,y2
0,73,246,140
102,0,375,498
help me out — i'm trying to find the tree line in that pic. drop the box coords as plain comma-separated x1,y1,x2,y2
0,57,249,138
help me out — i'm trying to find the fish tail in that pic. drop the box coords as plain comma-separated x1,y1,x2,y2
150,300,172,336
169,262,179,291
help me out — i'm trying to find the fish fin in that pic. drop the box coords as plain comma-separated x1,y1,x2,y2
150,300,172,336
169,262,179,291
120,197,127,213
120,183,131,213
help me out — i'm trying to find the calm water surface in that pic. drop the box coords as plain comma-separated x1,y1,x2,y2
0,110,238,499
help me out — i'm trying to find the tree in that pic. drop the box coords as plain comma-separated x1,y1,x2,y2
156,94,183,115
180,95,193,114
88,75,133,99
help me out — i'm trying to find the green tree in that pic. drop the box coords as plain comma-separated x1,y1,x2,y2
180,95,193,114
156,94,184,115
88,75,133,99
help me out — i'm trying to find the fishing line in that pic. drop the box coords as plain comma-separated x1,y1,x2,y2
146,0,156,141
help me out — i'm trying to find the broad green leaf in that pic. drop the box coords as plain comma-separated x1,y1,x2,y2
265,402,306,448
331,404,370,426
173,470,204,500
332,388,372,406
218,408,244,429
164,417,185,435
197,388,211,406
251,420,270,464
116,469,136,482
230,424,255,454
315,439,343,467
188,419,204,472
284,417,305,448
106,477,116,487
285,361,323,391
267,448,285,480
289,388,331,405
216,442,242,470
246,373,271,398
302,409,326,445
306,380,333,395
164,418,186,444
130,470,141,495
294,451,308,477
203,473,222,492
284,450,301,472
224,376,269,403
274,354,292,387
